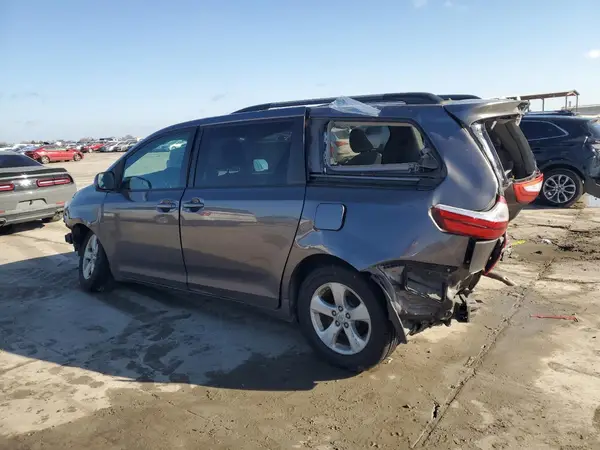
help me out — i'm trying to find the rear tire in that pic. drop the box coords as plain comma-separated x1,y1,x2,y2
78,231,113,292
42,213,61,223
540,168,583,208
40,156,50,164
0,224,14,235
297,265,398,372
73,153,82,161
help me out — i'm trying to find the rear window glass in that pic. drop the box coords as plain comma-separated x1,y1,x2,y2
326,122,438,172
480,119,537,181
0,154,42,168
519,121,566,140
588,120,600,138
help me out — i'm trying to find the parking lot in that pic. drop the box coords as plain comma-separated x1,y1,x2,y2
0,153,599,449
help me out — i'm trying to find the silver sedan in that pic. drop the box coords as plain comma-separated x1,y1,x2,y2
0,152,77,229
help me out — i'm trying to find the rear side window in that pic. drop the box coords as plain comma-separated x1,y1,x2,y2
519,121,567,140
0,154,42,168
326,122,438,173
195,120,296,188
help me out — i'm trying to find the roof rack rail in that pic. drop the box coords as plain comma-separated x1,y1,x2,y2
438,94,481,100
233,92,444,114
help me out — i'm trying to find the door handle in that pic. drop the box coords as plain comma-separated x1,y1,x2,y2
182,197,204,212
155,199,178,213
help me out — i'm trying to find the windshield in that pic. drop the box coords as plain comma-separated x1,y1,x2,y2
0,154,43,168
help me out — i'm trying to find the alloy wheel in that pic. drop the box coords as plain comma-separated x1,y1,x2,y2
309,282,372,355
82,235,99,280
543,174,577,205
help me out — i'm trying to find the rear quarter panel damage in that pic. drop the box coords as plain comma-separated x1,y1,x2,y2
281,105,503,333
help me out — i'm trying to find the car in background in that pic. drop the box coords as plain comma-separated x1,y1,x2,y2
117,139,138,152
9,144,31,152
99,141,123,152
64,92,540,371
81,142,106,153
0,151,77,230
103,142,121,152
519,114,600,207
14,145,41,154
24,145,84,164
104,140,137,152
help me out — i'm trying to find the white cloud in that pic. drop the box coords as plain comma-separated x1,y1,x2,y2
585,49,600,59
412,0,428,8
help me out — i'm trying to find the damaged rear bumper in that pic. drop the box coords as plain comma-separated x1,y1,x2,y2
369,237,505,340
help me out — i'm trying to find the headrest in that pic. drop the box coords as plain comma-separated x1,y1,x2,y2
349,128,374,153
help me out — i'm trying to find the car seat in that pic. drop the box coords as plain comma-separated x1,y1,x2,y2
381,126,422,164
346,128,382,166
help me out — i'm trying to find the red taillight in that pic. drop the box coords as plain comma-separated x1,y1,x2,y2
431,196,509,240
513,173,544,204
0,182,14,192
37,178,54,187
36,176,72,187
53,177,72,185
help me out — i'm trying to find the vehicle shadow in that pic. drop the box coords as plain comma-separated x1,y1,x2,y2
0,253,353,392
523,201,583,211
0,220,47,234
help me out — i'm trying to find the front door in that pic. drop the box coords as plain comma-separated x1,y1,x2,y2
100,128,197,288
180,118,306,308
46,146,62,161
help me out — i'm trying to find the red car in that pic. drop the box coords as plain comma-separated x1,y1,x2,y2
25,146,84,164
81,143,105,153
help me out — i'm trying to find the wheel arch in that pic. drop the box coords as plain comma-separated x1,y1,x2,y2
287,254,357,321
71,223,92,254
539,163,585,181
286,254,405,341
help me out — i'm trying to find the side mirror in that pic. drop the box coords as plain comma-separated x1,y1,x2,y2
95,171,116,191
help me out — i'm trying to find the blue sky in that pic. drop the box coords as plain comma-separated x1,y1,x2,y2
1,0,599,142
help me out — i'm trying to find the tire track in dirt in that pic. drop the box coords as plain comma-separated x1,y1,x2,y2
0,234,78,302
410,208,585,448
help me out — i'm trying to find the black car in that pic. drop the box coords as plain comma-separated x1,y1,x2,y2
519,114,600,207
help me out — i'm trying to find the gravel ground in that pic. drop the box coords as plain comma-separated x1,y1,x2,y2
0,154,599,449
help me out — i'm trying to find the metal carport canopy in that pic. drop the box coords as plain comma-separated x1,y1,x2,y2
507,90,580,111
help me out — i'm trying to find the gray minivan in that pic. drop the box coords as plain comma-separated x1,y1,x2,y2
64,93,541,371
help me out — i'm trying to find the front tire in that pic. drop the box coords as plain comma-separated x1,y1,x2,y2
79,231,113,292
73,153,82,161
40,156,50,164
297,265,398,372
541,168,583,208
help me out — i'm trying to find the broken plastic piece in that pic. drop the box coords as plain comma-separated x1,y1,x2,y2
329,96,381,117
530,314,578,322
484,271,516,286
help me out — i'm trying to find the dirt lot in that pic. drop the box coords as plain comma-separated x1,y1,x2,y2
0,154,599,449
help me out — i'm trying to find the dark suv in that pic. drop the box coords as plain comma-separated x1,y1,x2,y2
64,93,539,371
520,113,600,207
